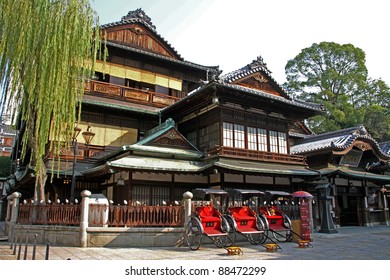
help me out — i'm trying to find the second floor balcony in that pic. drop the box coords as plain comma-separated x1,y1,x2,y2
84,80,180,108
206,146,306,165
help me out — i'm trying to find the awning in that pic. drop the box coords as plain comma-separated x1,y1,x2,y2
319,167,390,183
265,190,291,197
108,156,210,173
192,188,229,198
95,61,182,91
228,189,265,196
213,158,319,177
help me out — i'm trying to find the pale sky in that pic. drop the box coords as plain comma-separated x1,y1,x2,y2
91,0,390,86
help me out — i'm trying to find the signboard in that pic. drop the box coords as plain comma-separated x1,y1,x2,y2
299,199,311,240
339,149,363,167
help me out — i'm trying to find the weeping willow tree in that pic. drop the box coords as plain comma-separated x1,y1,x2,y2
0,0,104,202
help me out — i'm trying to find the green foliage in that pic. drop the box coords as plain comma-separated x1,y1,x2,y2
284,41,390,141
0,0,104,188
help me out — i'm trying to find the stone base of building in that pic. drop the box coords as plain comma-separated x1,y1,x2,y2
87,227,185,247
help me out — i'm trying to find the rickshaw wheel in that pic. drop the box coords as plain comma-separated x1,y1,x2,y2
224,215,237,246
258,214,269,231
186,218,203,250
215,216,234,247
213,235,230,248
248,232,266,245
271,230,290,242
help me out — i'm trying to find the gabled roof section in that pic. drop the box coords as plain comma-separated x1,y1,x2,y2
101,9,183,60
161,80,324,119
291,125,390,160
379,142,390,155
137,118,197,150
221,56,287,98
128,118,203,159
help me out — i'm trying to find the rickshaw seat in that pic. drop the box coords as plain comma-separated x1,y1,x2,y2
196,206,221,223
229,207,256,222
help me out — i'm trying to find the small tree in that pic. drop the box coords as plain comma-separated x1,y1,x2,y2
0,0,104,201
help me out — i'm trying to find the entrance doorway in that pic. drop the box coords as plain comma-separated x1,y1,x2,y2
337,195,361,226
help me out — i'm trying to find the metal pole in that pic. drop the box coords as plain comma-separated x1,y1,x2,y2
45,243,50,260
70,141,78,202
17,231,22,260
23,229,29,260
32,234,38,260
10,225,15,249
12,227,18,254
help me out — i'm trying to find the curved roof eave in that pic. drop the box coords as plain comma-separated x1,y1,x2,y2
105,41,219,72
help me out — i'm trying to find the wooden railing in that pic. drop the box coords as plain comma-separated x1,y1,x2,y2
18,204,81,226
207,146,306,165
89,204,184,227
17,203,184,228
46,142,112,162
85,80,180,108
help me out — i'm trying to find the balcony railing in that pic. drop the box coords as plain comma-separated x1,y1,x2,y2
46,142,113,162
207,146,306,165
85,80,180,108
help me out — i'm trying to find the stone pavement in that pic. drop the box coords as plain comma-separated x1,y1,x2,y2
1,223,390,260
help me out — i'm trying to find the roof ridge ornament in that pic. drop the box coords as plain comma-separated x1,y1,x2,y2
248,56,271,74
121,8,156,30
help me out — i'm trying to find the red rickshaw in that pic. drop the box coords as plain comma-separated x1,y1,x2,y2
260,191,292,242
224,189,281,250
185,188,233,250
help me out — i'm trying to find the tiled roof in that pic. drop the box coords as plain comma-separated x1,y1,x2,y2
219,82,324,112
290,125,389,159
82,94,160,115
379,142,390,155
220,56,286,95
162,80,323,115
101,9,184,60
105,41,219,72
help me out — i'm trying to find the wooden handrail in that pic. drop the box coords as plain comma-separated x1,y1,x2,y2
207,146,306,165
85,80,180,108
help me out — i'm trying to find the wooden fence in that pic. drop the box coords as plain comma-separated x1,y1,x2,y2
17,203,184,228
17,204,81,225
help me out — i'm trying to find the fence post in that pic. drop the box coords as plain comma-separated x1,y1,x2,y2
183,191,193,227
80,190,91,248
6,192,21,240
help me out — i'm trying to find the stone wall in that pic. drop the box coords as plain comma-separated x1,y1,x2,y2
87,227,185,247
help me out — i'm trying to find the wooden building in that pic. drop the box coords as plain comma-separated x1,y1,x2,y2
8,9,390,228
291,125,390,226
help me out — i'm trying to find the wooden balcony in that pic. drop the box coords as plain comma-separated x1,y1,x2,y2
46,142,114,163
206,146,306,165
84,80,180,108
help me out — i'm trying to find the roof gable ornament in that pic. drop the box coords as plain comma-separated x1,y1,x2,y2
121,8,156,30
355,125,367,136
248,56,271,75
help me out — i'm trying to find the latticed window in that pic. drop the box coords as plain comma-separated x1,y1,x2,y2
132,185,170,206
224,122,287,154
269,130,279,153
199,122,220,150
278,132,288,154
234,124,245,148
247,126,257,150
223,122,234,147
258,128,268,151
269,130,288,154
